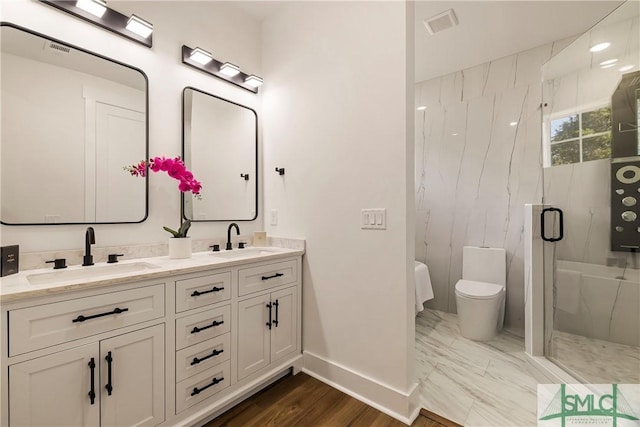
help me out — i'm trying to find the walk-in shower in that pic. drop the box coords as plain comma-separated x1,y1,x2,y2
526,0,640,385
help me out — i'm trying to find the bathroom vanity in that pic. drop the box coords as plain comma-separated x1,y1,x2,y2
0,247,303,426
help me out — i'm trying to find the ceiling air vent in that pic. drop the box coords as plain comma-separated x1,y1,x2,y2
423,9,458,35
44,41,71,54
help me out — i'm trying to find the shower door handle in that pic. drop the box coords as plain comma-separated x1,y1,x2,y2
541,207,564,242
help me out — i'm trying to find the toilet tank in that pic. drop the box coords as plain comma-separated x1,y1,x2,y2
462,246,506,287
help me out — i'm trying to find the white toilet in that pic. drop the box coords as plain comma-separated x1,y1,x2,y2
455,246,506,341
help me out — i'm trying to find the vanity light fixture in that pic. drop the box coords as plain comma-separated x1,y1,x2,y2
75,0,106,17
190,47,213,65
589,42,610,52
182,45,263,94
126,14,153,39
39,0,153,47
509,121,518,126
417,106,427,111
220,62,241,77
244,75,263,88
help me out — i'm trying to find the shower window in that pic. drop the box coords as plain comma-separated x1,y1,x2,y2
548,106,611,166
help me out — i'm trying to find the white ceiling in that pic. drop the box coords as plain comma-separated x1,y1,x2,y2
231,1,286,22
230,0,624,83
414,1,624,82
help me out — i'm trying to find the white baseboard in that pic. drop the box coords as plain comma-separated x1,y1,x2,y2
303,350,419,425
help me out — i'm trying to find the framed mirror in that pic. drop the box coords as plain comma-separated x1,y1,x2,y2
0,23,148,225
182,87,258,221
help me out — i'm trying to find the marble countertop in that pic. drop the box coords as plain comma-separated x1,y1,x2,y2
0,246,304,303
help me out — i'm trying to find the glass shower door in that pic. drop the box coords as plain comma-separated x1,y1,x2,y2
540,1,640,384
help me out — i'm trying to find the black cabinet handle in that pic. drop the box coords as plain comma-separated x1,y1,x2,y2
262,273,284,281
266,302,272,330
541,207,564,242
190,376,224,396
72,307,129,323
273,300,279,327
191,348,224,366
191,286,224,297
88,357,96,405
191,320,224,334
105,351,113,395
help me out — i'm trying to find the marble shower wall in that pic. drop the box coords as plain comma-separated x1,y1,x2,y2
544,160,640,268
415,40,572,333
541,12,640,346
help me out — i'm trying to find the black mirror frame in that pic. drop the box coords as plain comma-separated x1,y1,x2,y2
0,22,149,226
181,86,259,222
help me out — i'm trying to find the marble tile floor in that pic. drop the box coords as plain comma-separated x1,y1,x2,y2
549,330,640,385
416,309,539,426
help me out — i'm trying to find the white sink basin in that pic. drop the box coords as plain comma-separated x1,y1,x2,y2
26,262,160,285
210,248,283,259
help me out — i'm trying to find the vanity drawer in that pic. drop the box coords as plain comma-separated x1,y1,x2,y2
175,305,230,350
176,360,230,414
176,333,230,382
9,284,165,356
238,259,297,296
176,272,232,313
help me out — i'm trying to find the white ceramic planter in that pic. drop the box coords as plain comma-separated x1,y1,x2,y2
169,237,192,259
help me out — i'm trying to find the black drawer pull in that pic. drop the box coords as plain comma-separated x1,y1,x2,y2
261,273,284,281
105,351,113,395
191,320,224,334
191,348,224,365
266,302,272,330
190,376,224,396
73,307,129,323
88,357,96,405
273,300,279,327
191,286,224,297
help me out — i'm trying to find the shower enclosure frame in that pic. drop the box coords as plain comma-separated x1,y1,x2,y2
524,204,579,384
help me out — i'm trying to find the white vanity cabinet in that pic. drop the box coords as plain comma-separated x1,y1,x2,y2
10,325,165,427
1,249,303,427
237,260,299,380
6,285,166,427
238,286,298,380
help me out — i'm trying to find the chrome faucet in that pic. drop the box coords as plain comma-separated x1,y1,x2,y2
226,223,240,250
82,227,95,266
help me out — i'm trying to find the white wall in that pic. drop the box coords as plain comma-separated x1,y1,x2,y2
262,1,417,421
0,0,263,253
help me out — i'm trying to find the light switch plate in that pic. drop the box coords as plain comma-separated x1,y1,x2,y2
361,208,386,229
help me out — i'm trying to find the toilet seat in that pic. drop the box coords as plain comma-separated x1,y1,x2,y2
455,279,503,300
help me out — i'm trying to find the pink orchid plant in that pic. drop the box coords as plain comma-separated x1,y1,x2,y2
124,156,201,238
124,156,202,198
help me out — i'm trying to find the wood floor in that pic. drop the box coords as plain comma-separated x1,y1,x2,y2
204,372,459,427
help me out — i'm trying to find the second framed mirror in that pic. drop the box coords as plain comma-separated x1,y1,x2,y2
182,87,258,221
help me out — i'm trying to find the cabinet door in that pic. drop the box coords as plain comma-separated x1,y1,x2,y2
270,287,298,363
237,294,271,380
100,324,165,427
9,343,100,426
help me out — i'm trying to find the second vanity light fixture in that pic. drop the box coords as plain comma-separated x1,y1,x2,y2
182,45,264,94
40,0,153,47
